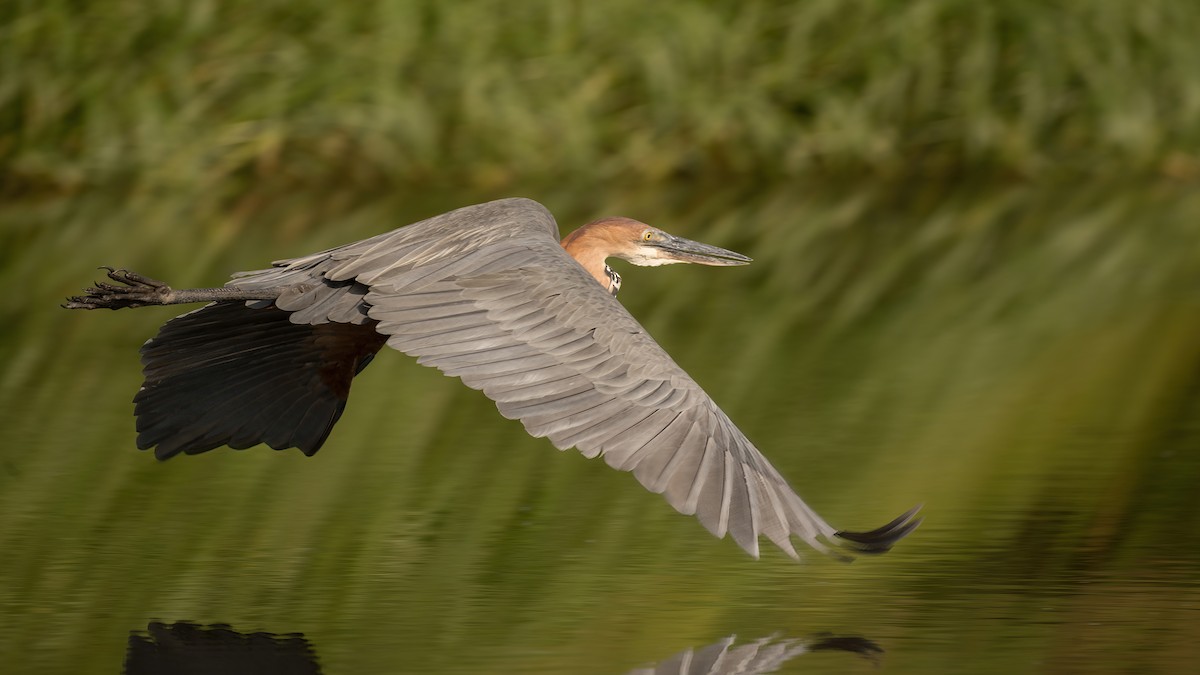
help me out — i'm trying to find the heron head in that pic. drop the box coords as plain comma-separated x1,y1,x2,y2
578,217,753,268
562,216,752,295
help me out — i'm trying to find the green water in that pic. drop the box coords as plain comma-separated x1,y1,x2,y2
1,182,1198,673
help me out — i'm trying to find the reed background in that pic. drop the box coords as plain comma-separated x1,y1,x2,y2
5,0,1199,202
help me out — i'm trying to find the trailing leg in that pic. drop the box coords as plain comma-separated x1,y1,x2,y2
63,267,278,310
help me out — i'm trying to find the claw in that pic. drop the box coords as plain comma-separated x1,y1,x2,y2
64,267,172,310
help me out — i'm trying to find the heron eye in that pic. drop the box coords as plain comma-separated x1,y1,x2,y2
643,231,653,241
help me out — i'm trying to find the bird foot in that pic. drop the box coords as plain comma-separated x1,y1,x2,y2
63,267,172,310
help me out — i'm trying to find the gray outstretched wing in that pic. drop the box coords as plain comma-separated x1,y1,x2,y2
230,198,919,559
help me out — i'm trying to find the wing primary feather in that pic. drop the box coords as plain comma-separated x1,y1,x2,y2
718,452,735,538
597,409,676,470
682,437,721,517
751,474,798,559
726,459,762,557
692,439,729,538
524,400,633,449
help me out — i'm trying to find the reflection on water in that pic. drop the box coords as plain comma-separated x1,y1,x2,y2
121,623,879,675
1,181,1199,673
124,622,321,675
627,634,882,674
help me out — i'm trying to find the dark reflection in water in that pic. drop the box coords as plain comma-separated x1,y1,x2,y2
121,623,879,675
124,622,321,675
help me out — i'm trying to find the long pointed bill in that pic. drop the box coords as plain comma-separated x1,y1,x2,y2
655,234,753,266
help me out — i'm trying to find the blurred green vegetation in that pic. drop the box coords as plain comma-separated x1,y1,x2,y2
4,0,1200,199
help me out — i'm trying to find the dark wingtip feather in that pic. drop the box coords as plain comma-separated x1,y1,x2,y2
130,301,383,462
834,504,923,554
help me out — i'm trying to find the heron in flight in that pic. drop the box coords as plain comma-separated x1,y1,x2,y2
65,198,919,560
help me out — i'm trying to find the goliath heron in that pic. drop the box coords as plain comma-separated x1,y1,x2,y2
65,198,920,560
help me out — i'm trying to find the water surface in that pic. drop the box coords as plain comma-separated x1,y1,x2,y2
1,182,1197,673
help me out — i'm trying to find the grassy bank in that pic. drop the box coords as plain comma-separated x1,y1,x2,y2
4,0,1200,197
